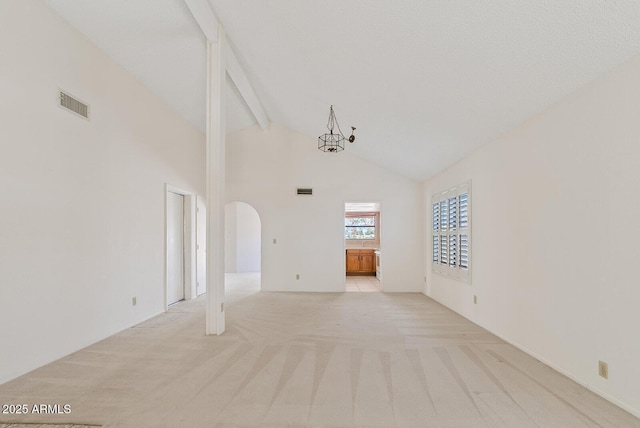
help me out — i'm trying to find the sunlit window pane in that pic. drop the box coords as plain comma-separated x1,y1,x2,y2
345,215,376,240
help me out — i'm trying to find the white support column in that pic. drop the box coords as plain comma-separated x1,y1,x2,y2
205,27,226,335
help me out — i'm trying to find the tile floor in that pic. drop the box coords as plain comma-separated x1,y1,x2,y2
345,275,382,292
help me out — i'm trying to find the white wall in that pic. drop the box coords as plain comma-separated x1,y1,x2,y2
224,203,238,272
0,1,205,384
235,202,261,272
423,53,640,417
227,124,423,292
225,201,261,273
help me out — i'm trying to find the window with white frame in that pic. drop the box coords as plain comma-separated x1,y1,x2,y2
432,183,470,282
345,212,380,247
345,213,376,240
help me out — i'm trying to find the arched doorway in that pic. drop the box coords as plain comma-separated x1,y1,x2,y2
225,201,261,293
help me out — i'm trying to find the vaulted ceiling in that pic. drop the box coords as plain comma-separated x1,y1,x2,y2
43,0,640,181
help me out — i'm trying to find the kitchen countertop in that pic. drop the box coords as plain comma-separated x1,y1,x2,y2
345,247,380,251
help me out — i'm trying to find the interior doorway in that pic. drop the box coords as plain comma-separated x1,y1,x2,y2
225,201,261,288
196,196,206,296
165,184,199,308
167,191,185,305
344,201,382,292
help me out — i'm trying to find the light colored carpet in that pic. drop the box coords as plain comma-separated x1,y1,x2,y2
0,425,99,427
0,423,100,428
0,274,638,427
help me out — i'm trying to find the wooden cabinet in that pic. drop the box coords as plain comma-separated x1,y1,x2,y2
346,251,361,273
346,249,376,275
360,252,374,272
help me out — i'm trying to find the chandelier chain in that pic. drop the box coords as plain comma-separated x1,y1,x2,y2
326,105,347,138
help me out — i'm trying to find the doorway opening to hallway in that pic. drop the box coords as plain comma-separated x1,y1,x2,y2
225,201,261,289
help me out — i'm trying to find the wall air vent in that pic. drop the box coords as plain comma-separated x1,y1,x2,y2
297,188,313,195
59,91,89,120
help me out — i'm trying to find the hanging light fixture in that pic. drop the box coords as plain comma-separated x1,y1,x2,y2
318,105,356,153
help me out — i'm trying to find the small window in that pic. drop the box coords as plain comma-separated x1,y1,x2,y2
345,214,376,240
432,182,471,283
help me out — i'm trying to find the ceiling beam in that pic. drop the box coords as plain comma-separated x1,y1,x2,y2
184,0,219,42
184,0,270,131
224,46,270,131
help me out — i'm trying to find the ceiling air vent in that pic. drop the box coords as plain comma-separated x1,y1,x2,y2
59,91,89,120
297,188,313,195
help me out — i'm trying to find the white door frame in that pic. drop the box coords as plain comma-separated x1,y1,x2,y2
196,196,207,296
165,184,198,310
343,200,383,291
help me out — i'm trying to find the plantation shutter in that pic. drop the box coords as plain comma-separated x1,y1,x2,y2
459,234,469,269
440,235,448,265
431,183,471,282
440,199,448,232
459,192,469,229
449,234,457,267
458,190,469,270
448,196,457,231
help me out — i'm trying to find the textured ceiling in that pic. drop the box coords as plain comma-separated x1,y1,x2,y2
43,0,640,181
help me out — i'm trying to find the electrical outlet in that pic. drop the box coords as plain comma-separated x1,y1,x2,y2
296,274,300,280
273,238,277,244
598,361,608,379
132,297,137,306
473,295,477,304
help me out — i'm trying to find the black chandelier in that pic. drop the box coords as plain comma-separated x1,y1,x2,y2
318,105,356,153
